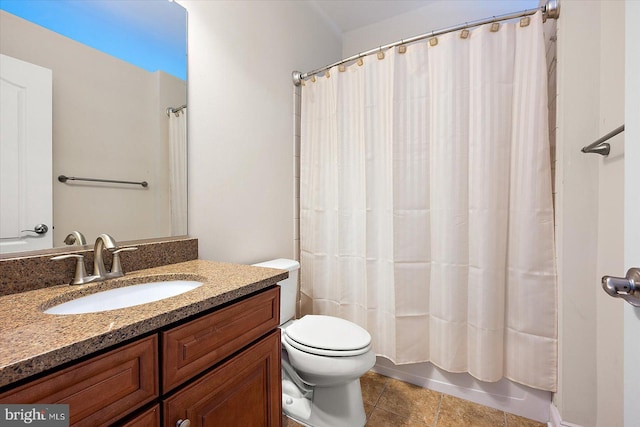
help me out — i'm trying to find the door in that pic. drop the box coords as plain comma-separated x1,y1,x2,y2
0,54,52,253
624,2,640,426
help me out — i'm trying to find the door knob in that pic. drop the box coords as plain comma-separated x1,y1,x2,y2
602,268,640,307
21,224,49,235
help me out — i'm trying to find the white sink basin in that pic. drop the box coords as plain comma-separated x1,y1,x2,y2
44,280,203,315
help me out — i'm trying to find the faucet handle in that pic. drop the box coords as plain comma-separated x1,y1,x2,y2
51,254,88,285
109,247,138,277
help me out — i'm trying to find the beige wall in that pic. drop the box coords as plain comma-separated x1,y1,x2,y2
178,0,341,264
555,1,625,425
0,11,185,247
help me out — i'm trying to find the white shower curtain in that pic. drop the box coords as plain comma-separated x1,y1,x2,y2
168,109,188,236
300,12,557,392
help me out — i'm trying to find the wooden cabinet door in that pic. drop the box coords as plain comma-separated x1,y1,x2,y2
0,335,158,427
120,404,160,427
163,330,282,427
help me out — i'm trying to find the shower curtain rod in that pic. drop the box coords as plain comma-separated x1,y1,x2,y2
166,104,187,117
292,0,560,86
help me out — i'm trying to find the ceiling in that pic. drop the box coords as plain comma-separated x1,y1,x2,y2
310,0,436,33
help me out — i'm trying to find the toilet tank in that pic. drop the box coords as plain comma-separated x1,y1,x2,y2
252,259,299,325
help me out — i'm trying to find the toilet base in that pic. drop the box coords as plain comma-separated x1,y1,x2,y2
282,370,367,427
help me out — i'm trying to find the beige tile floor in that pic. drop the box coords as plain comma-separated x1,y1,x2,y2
283,371,546,427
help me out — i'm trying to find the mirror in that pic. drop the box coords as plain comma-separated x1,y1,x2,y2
0,0,187,255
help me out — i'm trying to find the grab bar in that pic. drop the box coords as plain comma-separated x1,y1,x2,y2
167,104,187,117
581,124,624,156
58,175,148,188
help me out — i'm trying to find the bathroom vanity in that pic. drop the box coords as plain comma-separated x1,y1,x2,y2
0,259,286,426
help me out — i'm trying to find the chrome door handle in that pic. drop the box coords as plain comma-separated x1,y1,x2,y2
602,268,640,307
21,224,49,235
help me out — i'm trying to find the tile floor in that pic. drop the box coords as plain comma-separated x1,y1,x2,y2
283,371,547,427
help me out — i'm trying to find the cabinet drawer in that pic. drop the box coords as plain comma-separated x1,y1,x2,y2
120,404,160,427
162,286,279,391
163,330,282,427
0,335,158,427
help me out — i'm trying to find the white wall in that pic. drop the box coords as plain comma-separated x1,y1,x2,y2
624,3,640,427
179,0,627,424
0,11,184,246
555,1,625,426
595,3,625,426
342,0,539,57
178,0,341,264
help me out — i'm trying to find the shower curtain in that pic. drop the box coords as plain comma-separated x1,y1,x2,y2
168,108,188,236
299,12,557,392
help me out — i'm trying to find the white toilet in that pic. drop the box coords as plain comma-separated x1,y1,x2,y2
252,259,375,427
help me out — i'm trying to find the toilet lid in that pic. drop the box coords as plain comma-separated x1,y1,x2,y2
284,315,372,357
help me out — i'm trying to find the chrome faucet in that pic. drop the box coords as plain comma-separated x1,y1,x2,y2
64,230,87,246
52,233,137,285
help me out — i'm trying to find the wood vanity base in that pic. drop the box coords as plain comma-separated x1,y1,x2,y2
0,286,282,427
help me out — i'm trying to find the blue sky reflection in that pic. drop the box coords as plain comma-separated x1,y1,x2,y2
0,0,187,80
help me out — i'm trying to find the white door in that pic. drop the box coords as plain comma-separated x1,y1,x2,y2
624,2,640,426
0,54,52,254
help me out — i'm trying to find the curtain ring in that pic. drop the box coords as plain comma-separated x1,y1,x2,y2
398,39,407,54
429,31,438,46
460,25,470,39
489,16,500,32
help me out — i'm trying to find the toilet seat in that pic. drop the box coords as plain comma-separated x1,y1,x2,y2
284,315,372,357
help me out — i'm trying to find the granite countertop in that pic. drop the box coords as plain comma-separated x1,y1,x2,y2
0,260,287,389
